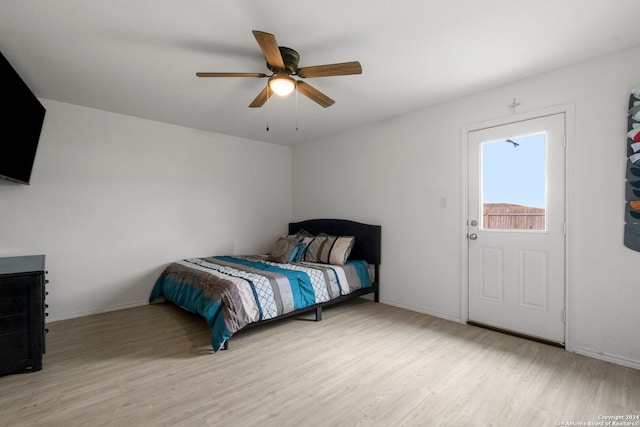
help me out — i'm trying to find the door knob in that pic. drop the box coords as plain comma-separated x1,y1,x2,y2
469,233,478,240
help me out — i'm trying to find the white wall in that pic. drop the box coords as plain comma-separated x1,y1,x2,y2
0,101,292,321
292,45,640,368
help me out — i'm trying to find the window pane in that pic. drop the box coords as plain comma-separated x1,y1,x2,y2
481,133,546,231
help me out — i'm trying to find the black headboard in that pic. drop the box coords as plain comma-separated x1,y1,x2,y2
288,219,381,266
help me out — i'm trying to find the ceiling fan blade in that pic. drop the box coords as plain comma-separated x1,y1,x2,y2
296,80,335,108
196,72,268,78
252,30,285,70
297,61,362,78
249,86,273,108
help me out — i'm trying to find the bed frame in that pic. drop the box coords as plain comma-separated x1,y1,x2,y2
224,218,381,349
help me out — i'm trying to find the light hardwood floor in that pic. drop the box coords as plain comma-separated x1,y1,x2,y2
1,300,638,427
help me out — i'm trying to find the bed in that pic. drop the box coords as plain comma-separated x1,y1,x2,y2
149,219,381,351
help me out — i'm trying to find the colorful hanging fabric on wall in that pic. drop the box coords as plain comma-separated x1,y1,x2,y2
625,85,640,252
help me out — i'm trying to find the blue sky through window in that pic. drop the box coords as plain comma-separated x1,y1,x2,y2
481,133,546,209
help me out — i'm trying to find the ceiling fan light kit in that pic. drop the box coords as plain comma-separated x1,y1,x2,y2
268,73,295,96
197,30,362,108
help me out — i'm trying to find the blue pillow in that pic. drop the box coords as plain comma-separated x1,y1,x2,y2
290,242,308,262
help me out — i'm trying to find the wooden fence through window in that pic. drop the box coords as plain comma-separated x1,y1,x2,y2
483,203,545,230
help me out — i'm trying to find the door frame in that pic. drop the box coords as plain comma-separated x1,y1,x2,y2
460,103,575,351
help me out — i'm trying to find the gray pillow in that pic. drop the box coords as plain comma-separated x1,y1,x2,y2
267,236,302,263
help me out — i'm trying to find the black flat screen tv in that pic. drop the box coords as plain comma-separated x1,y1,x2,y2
0,51,46,185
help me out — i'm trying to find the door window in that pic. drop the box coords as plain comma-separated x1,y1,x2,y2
481,133,546,231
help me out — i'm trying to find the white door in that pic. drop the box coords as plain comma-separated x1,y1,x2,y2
468,113,566,344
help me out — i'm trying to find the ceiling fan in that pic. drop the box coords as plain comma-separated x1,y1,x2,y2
196,30,362,108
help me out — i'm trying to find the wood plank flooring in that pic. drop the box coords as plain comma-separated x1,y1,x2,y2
1,300,638,426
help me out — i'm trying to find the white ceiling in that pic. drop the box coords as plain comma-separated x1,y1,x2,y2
1,1,639,147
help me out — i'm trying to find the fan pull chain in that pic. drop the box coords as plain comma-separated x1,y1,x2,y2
295,87,299,131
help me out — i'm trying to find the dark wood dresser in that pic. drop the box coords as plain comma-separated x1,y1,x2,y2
0,255,47,375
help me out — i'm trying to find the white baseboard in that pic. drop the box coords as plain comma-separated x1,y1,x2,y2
380,297,464,324
572,345,640,370
45,300,149,323
381,298,640,370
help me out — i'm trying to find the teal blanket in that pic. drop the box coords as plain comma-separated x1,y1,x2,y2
150,256,371,351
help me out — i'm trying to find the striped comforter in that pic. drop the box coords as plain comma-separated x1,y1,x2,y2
149,255,372,351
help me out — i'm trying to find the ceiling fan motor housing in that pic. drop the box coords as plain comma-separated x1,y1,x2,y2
268,47,300,74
